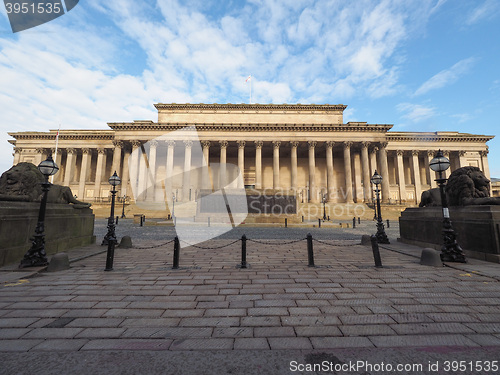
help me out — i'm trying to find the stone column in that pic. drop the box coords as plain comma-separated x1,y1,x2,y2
426,150,437,188
410,150,422,205
35,148,44,165
458,150,467,168
94,148,106,199
111,140,123,176
378,142,390,203
63,148,77,186
121,146,130,198
129,141,141,201
370,146,378,176
361,142,371,203
165,140,175,198
272,141,280,189
237,141,245,188
325,141,335,202
290,141,299,192
13,147,22,165
219,140,228,189
147,140,158,201
480,149,492,195
78,148,91,199
137,143,147,201
255,141,263,189
443,150,451,179
308,141,317,203
201,141,210,189
396,150,407,203
353,150,362,203
50,148,63,183
182,140,193,201
343,141,353,203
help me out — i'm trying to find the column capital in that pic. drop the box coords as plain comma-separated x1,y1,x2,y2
411,150,419,156
131,140,142,149
14,147,22,153
458,150,466,157
370,146,379,154
272,141,281,149
308,141,317,149
427,150,436,157
479,149,489,157
112,140,124,148
379,141,388,149
66,148,76,154
237,140,246,149
442,150,450,157
50,148,56,154
150,140,158,148
201,140,210,149
290,141,299,148
343,141,353,149
361,141,370,149
396,150,404,156
254,141,263,149
82,148,91,154
166,140,176,148
219,140,228,149
97,148,106,154
35,147,44,154
325,141,335,149
183,140,193,148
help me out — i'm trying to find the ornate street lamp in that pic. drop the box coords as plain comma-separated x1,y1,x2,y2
429,150,466,263
19,156,59,268
104,171,121,271
371,170,390,244
121,195,126,218
322,194,327,220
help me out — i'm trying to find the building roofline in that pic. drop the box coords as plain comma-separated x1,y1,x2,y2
154,103,348,112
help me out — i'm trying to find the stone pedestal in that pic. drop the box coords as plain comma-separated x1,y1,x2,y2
0,202,95,267
399,206,500,263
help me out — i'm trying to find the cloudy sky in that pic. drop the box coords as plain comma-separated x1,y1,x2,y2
1,0,499,176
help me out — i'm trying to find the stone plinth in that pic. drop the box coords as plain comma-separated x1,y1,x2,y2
0,201,95,267
399,206,500,263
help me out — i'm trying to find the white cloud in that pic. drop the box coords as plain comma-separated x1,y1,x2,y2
414,57,477,96
466,0,500,25
397,103,436,122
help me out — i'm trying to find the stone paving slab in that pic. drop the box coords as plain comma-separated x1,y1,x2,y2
1,232,500,374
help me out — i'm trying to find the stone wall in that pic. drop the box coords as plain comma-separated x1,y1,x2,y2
0,202,95,267
399,206,500,263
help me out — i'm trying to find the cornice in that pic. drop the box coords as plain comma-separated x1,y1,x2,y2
8,130,115,141
108,122,393,133
387,132,494,143
154,103,348,112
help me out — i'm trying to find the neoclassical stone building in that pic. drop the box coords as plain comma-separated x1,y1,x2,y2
8,103,493,206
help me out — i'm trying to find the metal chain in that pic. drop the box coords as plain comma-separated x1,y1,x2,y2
247,237,307,245
312,238,360,247
133,239,176,249
179,238,241,250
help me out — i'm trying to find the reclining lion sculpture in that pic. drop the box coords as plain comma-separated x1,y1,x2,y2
0,162,91,208
419,166,500,207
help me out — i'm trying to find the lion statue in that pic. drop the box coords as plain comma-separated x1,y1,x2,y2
0,162,91,208
419,166,500,207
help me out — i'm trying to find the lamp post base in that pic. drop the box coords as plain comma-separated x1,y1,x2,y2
375,222,390,244
19,235,48,268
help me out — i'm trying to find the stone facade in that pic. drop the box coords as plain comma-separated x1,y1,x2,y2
8,103,494,206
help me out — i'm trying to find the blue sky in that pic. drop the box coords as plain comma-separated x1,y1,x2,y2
1,0,499,176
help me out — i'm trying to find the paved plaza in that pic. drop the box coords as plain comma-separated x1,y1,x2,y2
1,220,500,374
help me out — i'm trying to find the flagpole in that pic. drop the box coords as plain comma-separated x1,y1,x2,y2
51,125,60,183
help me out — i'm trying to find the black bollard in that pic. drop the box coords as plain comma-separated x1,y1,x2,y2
370,235,383,268
353,217,356,228
116,216,119,225
318,218,321,228
302,215,304,223
172,236,180,269
285,218,288,228
239,234,247,269
140,215,143,227
386,219,390,228
358,217,361,224
327,215,330,221
307,233,315,267
208,216,211,227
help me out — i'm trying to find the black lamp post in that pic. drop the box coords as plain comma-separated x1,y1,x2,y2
371,170,390,244
104,171,121,271
322,194,327,220
429,150,466,263
121,195,126,218
19,156,59,268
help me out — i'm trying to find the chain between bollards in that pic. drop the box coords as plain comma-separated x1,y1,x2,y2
307,233,315,267
172,236,180,269
370,235,383,268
